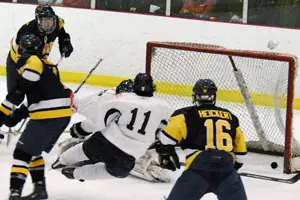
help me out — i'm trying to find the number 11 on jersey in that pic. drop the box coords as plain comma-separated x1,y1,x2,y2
126,108,151,135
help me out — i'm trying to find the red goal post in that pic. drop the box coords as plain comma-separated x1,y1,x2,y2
145,41,299,174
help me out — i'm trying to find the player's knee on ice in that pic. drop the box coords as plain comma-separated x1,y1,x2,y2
105,156,135,178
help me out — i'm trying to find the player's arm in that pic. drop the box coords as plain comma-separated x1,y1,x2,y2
72,90,108,114
155,110,187,171
57,17,73,58
70,101,120,138
0,55,41,126
10,23,31,63
157,110,187,145
233,119,247,171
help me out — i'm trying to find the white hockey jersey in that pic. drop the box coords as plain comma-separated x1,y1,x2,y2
75,91,172,159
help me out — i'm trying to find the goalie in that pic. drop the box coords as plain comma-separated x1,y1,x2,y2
54,76,172,183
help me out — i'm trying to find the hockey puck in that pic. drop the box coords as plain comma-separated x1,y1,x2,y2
271,162,278,169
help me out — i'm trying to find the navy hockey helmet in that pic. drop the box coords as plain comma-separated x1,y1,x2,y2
116,79,134,95
19,34,44,57
133,73,156,97
35,4,57,34
192,79,218,106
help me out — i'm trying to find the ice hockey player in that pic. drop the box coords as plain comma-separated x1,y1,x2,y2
156,79,248,200
0,3,73,145
52,73,172,182
57,78,172,183
0,34,73,200
6,3,73,94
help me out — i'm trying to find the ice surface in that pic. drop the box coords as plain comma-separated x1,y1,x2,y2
0,77,299,200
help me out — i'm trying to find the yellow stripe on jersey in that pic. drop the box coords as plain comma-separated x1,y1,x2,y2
58,17,65,29
29,108,72,120
29,158,45,168
9,40,20,63
185,151,201,170
0,104,12,116
163,114,187,143
42,59,54,65
234,127,247,154
21,56,44,75
11,167,29,176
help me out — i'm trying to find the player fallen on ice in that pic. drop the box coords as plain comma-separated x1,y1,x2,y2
156,79,248,200
51,73,173,183
55,78,172,182
0,34,73,200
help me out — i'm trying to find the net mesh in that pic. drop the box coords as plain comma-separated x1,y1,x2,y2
147,42,300,172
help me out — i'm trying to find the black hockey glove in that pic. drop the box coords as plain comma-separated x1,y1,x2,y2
6,90,25,106
234,161,243,171
0,110,7,127
155,141,180,171
59,33,73,58
70,122,92,139
4,104,29,128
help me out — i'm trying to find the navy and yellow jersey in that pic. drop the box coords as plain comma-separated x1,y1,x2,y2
9,16,65,64
159,105,247,170
12,55,72,120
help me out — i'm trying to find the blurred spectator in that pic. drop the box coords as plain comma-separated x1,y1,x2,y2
247,0,281,26
279,0,300,28
63,0,91,8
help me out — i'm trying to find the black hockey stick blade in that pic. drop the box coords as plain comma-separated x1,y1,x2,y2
240,172,300,184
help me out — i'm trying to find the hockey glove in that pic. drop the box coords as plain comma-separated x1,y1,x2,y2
59,33,73,58
0,110,7,127
4,104,29,127
70,122,92,139
6,90,25,106
156,142,180,171
0,100,14,127
234,161,243,171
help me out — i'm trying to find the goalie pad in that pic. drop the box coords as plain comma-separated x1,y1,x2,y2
130,149,171,183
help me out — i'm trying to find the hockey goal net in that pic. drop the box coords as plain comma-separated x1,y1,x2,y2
146,41,300,174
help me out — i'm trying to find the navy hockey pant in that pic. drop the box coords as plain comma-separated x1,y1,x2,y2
82,131,135,178
17,117,71,156
167,169,247,200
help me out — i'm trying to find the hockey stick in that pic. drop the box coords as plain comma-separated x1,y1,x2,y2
74,58,103,94
240,172,300,184
228,56,269,151
180,161,300,184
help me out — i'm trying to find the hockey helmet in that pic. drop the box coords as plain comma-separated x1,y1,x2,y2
133,73,156,97
19,34,44,57
192,79,218,105
116,79,134,95
35,4,57,34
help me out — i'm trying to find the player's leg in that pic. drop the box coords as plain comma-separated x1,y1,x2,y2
214,170,247,200
61,131,135,181
166,170,209,200
10,117,70,200
83,131,135,178
57,142,91,167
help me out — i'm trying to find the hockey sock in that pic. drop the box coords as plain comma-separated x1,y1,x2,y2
10,148,32,191
29,156,45,183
